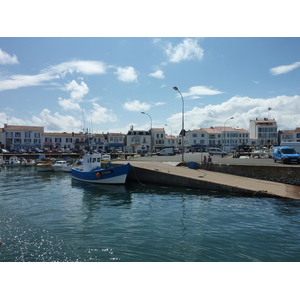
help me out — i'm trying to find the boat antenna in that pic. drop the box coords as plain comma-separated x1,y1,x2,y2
81,107,86,132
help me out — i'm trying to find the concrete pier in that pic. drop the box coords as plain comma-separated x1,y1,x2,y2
116,161,300,200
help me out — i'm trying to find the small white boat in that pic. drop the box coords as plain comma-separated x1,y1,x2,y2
63,159,83,173
25,159,36,166
0,155,5,167
36,158,54,172
53,160,68,172
7,156,21,167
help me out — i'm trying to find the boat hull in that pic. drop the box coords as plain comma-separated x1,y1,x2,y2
71,163,131,185
36,164,54,172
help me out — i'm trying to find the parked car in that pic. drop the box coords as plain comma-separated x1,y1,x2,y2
273,146,300,164
209,148,227,157
157,148,176,156
0,148,9,153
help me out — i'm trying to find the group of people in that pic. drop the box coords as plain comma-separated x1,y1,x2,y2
202,155,212,165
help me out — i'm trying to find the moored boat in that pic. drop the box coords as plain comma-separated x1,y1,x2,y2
71,132,131,184
36,158,54,172
53,160,68,172
25,159,36,166
7,156,21,167
71,153,131,184
63,159,83,173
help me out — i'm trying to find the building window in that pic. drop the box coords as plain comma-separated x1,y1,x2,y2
34,133,41,138
55,138,62,143
15,132,21,138
24,139,31,143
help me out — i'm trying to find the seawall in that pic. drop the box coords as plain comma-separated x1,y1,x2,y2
194,163,300,186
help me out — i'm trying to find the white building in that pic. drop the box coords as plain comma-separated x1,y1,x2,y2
2,124,44,151
125,126,152,153
249,118,278,147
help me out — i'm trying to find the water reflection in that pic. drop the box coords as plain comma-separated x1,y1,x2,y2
71,180,132,209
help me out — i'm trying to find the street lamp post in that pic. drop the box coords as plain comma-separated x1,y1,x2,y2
165,124,173,147
173,86,185,161
223,117,234,153
141,112,152,156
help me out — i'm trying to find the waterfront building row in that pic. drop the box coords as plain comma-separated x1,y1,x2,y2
0,119,299,153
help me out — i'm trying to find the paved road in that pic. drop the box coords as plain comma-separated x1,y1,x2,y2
128,152,300,166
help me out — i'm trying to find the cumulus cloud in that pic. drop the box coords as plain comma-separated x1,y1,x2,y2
88,103,117,124
31,109,83,132
58,98,82,111
180,86,224,99
149,70,164,79
115,66,138,82
123,100,151,111
164,38,204,63
62,80,89,100
166,95,300,135
58,80,89,111
270,62,300,75
0,48,19,65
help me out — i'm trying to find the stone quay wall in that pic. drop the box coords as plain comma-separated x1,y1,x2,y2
193,163,300,186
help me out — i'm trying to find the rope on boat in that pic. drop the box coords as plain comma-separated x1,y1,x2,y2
131,165,146,186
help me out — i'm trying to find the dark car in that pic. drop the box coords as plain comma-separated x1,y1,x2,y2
52,149,62,153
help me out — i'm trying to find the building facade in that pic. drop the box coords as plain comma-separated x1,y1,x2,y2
249,118,278,147
2,124,44,151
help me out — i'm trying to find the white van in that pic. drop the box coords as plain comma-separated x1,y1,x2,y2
157,148,175,156
209,148,227,156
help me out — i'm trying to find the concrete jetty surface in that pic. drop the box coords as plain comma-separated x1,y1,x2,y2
116,160,300,200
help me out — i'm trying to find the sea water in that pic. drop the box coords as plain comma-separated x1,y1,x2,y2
1,166,300,262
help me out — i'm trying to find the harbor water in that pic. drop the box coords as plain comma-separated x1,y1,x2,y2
1,166,300,262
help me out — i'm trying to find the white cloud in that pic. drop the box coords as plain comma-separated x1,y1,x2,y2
115,66,138,82
31,109,83,132
180,86,224,99
165,38,204,63
123,100,151,111
0,48,19,65
270,62,300,75
0,60,106,91
58,98,82,111
166,95,300,135
149,70,164,79
58,80,89,111
62,80,89,100
88,103,117,124
46,60,107,76
0,73,59,91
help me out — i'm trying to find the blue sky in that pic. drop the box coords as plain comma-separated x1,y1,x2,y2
1,37,300,135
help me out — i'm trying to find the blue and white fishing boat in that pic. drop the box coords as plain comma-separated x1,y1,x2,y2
71,133,131,185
